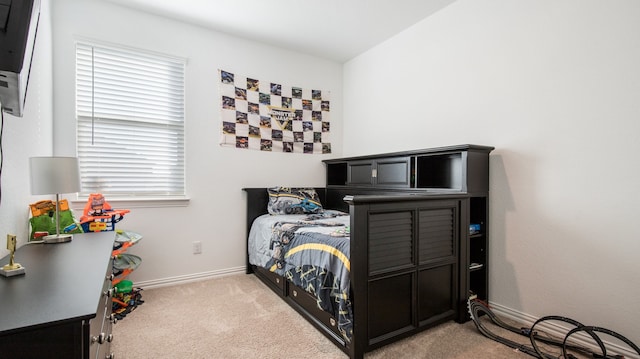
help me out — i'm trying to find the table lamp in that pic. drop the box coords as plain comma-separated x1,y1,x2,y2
29,157,81,243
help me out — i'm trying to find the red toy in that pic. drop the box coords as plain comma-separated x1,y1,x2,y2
79,193,130,232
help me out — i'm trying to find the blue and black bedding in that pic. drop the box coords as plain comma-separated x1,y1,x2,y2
248,209,353,342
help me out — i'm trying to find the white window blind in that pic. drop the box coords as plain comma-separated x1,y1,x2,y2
76,42,185,198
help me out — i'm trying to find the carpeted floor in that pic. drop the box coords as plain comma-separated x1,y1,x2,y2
111,274,531,358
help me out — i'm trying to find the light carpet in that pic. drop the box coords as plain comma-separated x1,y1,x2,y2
111,274,531,358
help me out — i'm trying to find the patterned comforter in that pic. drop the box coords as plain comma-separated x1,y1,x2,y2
248,210,353,341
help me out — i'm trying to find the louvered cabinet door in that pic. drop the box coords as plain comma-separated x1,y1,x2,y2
364,198,462,344
367,209,416,344
417,202,459,326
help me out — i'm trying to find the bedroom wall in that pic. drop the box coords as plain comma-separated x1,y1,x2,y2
50,0,343,285
343,0,640,348
0,0,53,256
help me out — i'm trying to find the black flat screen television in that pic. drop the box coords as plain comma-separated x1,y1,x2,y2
0,0,41,117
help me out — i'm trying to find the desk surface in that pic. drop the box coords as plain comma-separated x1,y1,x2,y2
0,232,114,335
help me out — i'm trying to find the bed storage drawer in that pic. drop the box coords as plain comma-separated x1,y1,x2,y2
254,266,285,296
287,284,343,342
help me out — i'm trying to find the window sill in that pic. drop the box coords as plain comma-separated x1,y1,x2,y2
70,197,190,210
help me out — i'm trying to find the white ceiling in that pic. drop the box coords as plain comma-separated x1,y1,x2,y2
105,0,457,62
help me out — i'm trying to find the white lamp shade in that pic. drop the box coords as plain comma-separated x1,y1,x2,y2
30,157,81,195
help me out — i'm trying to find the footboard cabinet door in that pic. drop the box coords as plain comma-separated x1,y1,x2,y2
418,265,456,324
348,196,466,353
368,271,415,342
365,207,417,346
417,203,460,326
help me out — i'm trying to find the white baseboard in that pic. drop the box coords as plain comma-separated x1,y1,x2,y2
488,301,639,359
133,266,246,290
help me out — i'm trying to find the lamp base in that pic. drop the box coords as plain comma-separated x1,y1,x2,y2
43,233,73,244
1,263,26,277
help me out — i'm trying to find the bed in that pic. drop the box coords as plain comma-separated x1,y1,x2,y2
244,186,471,359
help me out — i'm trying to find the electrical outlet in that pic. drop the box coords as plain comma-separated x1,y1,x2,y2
193,241,202,254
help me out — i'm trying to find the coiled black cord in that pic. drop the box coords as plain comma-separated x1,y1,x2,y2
529,316,605,358
468,298,640,359
468,298,556,358
562,325,640,359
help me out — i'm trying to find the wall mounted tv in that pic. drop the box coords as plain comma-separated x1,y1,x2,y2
0,0,41,117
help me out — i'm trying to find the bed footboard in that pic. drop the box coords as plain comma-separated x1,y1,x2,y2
345,193,469,358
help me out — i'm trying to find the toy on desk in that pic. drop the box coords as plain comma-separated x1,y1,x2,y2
79,193,130,232
28,199,83,241
1,235,26,277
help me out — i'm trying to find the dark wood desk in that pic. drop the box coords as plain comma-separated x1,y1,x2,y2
0,231,115,359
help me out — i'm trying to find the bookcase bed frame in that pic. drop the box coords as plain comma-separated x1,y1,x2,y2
244,187,469,359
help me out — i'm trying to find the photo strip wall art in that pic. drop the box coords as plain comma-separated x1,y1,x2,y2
219,69,331,154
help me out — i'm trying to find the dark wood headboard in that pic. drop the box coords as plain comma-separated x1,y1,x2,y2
243,187,395,230
242,188,326,230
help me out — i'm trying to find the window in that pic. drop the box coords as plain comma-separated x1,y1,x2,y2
76,42,185,199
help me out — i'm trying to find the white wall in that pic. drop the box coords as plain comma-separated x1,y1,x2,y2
24,0,639,351
0,0,53,257
51,0,343,284
344,0,640,348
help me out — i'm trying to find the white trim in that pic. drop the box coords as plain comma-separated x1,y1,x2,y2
489,301,640,359
73,36,188,64
133,266,246,290
69,197,190,210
